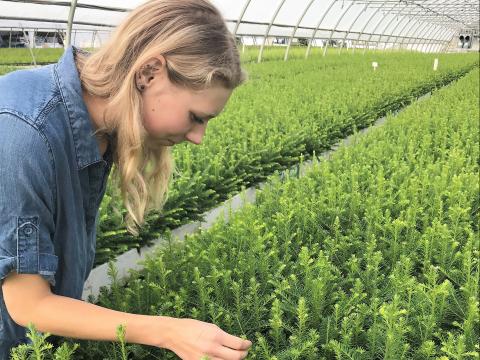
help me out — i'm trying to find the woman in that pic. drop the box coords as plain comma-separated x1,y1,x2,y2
0,0,251,359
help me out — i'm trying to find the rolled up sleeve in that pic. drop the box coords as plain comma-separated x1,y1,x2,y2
0,113,58,287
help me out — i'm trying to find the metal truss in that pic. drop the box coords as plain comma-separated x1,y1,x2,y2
338,2,369,54
305,0,337,58
357,0,479,34
257,0,287,63
284,0,315,61
382,0,450,51
1,0,129,13
1,0,477,53
323,0,355,55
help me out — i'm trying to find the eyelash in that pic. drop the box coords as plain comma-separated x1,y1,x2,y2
190,113,205,124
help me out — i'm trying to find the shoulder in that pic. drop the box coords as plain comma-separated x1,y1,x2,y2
0,112,55,170
0,111,57,207
0,65,62,128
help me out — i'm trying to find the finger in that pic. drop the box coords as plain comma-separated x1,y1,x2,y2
211,346,249,360
219,332,252,351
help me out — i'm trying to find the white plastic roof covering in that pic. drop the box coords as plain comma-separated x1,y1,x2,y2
0,0,478,49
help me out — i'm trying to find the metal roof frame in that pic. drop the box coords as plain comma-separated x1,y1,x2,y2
360,0,479,32
323,0,356,56
1,0,477,54
284,0,315,61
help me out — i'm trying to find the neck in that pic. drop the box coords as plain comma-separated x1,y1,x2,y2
82,89,110,157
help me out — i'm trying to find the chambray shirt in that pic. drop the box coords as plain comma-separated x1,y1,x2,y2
0,46,113,357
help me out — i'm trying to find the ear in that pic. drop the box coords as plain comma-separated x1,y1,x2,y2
135,55,167,92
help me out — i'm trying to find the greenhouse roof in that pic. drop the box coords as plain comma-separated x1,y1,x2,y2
0,0,478,46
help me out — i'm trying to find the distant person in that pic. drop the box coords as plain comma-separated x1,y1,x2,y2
0,0,250,359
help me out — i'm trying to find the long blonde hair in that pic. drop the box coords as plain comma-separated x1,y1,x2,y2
76,0,246,235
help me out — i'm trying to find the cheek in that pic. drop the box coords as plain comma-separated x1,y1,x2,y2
140,105,156,136
142,100,162,132
142,96,188,135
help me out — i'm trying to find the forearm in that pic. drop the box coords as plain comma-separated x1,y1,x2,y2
18,294,173,348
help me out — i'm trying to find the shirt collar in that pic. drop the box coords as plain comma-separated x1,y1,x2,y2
54,46,104,170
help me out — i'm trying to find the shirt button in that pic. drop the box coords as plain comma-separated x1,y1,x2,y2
23,225,34,235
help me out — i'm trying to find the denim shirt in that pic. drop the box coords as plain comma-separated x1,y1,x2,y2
0,46,113,357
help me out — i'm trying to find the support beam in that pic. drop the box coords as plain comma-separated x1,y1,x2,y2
415,23,437,52
407,21,430,50
430,28,453,52
285,0,316,61
441,29,457,52
376,3,410,51
413,23,433,50
90,29,96,48
305,0,336,58
398,19,424,49
383,15,411,50
2,0,128,13
438,29,455,52
364,1,403,54
65,0,78,48
392,17,420,50
323,1,355,56
416,0,451,52
411,23,431,51
385,1,438,49
438,29,454,52
339,2,368,54
233,0,253,37
424,26,443,52
258,0,287,63
425,26,446,52
22,28,36,65
353,0,386,54
425,25,444,52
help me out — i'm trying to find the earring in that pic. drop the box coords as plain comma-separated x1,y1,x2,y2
136,72,146,92
135,59,162,92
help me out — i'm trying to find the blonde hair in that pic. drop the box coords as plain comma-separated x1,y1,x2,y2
76,0,246,235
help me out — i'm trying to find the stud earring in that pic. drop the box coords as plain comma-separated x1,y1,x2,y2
136,72,147,92
135,59,162,92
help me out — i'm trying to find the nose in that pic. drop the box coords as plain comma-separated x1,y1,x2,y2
185,124,206,145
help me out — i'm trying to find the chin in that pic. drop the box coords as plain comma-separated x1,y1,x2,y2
146,137,175,148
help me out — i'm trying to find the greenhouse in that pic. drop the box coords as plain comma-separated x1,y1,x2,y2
0,0,478,359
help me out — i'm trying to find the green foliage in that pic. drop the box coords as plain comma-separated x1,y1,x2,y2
111,325,129,360
94,52,478,267
9,323,79,360
9,323,137,360
0,48,64,65
7,55,479,359
2,51,477,268
0,65,23,75
44,68,478,358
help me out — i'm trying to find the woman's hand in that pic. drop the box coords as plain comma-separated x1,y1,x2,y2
161,317,252,360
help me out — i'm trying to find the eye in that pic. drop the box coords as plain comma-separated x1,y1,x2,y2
190,112,205,125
